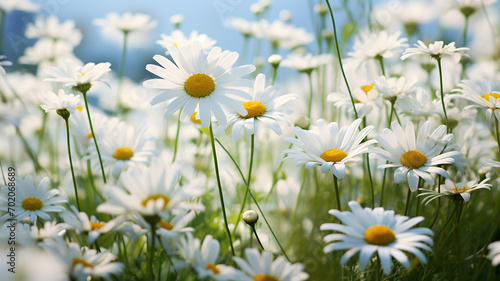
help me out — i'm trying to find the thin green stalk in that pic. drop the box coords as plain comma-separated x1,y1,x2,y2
415,180,424,216
82,92,107,183
436,58,450,133
306,71,314,119
271,65,278,85
379,102,396,207
208,124,235,257
232,134,255,238
0,162,5,185
429,175,442,229
403,187,411,216
87,159,104,201
265,143,292,202
251,225,265,251
172,111,182,163
362,117,375,208
455,200,464,279
375,55,386,76
494,117,500,160
64,118,81,211
325,0,359,119
0,9,5,47
333,173,341,211
148,223,157,280
37,111,48,153
118,31,129,82
15,126,42,173
376,253,382,281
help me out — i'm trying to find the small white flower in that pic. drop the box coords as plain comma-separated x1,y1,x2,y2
452,79,500,121
26,15,82,46
401,40,469,62
93,12,157,34
488,240,500,266
39,89,81,114
321,201,433,275
253,20,314,50
419,178,491,204
282,53,333,73
44,60,111,89
374,75,418,101
0,0,39,12
328,83,380,118
157,30,216,55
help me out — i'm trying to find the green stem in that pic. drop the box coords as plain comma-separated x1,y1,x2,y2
333,174,341,211
118,31,129,82
82,92,107,183
37,111,48,154
376,253,382,281
251,225,265,250
15,126,41,173
306,71,314,120
380,102,396,207
148,223,157,280
494,117,500,161
271,65,278,85
375,55,386,76
232,134,255,238
265,143,292,202
363,117,375,208
172,111,182,163
64,118,81,211
429,175,442,229
0,9,5,48
403,187,411,216
87,159,104,201
0,162,6,185
208,124,236,257
325,0,359,119
436,58,450,133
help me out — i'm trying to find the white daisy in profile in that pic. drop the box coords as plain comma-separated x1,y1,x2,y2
320,201,433,275
281,53,333,73
176,232,234,280
0,176,67,223
88,118,156,178
284,119,375,179
488,240,500,266
419,178,491,204
451,79,500,121
216,73,296,141
29,220,67,241
39,89,80,114
62,206,127,244
157,30,216,54
42,239,123,281
401,40,469,62
253,19,314,50
345,31,408,70
228,248,308,281
97,161,204,222
93,12,157,34
26,15,82,46
44,60,111,91
370,121,461,191
328,83,380,118
374,75,418,102
225,17,255,37
144,42,255,128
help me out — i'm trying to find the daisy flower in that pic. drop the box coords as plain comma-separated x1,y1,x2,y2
44,60,111,91
374,75,418,102
18,39,78,74
30,220,67,241
88,118,156,178
25,15,82,46
451,79,500,121
93,12,157,34
345,31,408,71
281,53,333,73
328,83,380,118
39,89,81,114
253,19,314,50
370,121,461,191
0,0,39,12
401,40,469,62
62,206,127,244
225,17,255,37
0,55,12,74
488,240,500,266
0,176,67,223
144,42,255,128
97,161,204,222
419,178,491,204
228,248,308,281
284,119,375,179
157,30,216,54
320,201,433,275
170,14,183,27
175,232,234,280
42,239,123,281
216,73,296,141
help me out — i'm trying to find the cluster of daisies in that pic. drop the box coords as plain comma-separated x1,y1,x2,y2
1,0,500,280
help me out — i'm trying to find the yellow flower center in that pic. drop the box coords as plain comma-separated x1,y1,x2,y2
75,105,83,111
360,83,374,94
364,225,396,245
72,257,94,268
481,92,500,101
86,132,93,139
254,274,280,281
141,194,170,209
353,99,361,103
184,73,215,98
449,186,472,194
190,111,201,124
90,222,105,231
400,150,427,169
159,220,174,230
206,263,220,274
238,101,266,118
22,197,43,211
113,147,134,160
320,148,347,163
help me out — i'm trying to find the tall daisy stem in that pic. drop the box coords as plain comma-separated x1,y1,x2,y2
82,91,107,183
63,117,81,211
118,31,129,83
306,71,314,119
208,124,236,257
325,0,359,119
172,110,182,163
494,117,500,160
429,175,442,229
232,134,255,238
375,55,386,76
15,126,42,173
403,187,411,216
379,102,396,207
251,225,265,251
363,117,375,208
333,174,341,211
376,253,382,281
147,222,157,281
265,143,292,202
436,58,450,133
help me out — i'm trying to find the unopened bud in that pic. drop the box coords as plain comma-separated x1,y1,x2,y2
268,54,282,67
243,210,259,226
294,116,310,130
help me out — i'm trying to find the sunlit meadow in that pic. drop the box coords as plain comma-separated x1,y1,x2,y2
1,0,500,280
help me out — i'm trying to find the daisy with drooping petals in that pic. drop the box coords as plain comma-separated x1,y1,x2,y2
44,60,111,91
284,119,375,179
320,201,433,275
281,53,333,73
216,73,296,141
93,12,157,34
328,83,380,118
374,75,418,102
39,89,80,114
0,176,67,223
228,248,308,281
144,42,255,128
419,178,491,204
26,15,82,46
452,79,500,121
157,30,216,54
370,121,461,191
401,40,469,62
488,240,500,266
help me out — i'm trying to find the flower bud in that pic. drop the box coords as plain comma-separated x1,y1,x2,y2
243,210,259,226
294,116,310,130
